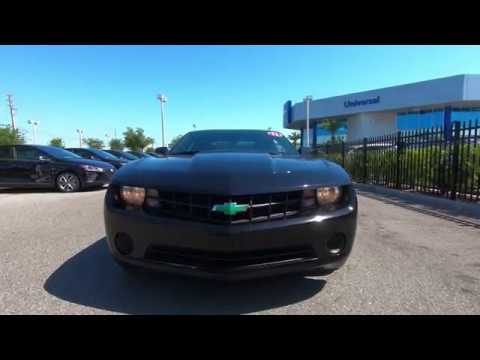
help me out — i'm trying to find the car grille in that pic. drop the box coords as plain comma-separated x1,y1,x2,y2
143,190,303,225
144,245,317,269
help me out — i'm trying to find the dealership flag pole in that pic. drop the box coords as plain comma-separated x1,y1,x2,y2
157,94,167,147
304,96,313,147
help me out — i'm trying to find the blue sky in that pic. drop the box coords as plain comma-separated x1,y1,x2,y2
2,45,480,147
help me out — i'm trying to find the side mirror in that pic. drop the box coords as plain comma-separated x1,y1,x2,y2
155,147,169,156
39,155,51,161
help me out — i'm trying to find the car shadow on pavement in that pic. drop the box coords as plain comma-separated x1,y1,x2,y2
44,238,326,314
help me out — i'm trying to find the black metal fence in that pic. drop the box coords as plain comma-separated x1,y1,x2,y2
314,120,480,202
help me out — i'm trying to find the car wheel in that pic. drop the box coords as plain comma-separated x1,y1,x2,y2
56,172,81,193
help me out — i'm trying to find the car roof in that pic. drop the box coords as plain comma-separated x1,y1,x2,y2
67,147,96,151
0,144,51,149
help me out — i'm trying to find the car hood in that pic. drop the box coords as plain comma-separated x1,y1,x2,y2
111,152,351,195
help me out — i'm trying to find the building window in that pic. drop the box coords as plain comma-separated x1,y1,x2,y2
451,108,480,125
397,109,444,131
316,119,348,144
397,108,480,132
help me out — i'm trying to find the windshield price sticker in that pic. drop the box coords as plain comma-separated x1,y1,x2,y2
267,131,283,137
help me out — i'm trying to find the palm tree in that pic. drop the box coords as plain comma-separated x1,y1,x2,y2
288,131,301,148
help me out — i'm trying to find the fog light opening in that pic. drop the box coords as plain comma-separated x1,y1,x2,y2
115,233,134,256
326,233,346,256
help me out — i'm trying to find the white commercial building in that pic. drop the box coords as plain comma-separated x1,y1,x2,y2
283,74,480,146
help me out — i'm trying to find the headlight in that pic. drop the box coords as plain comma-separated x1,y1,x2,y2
120,186,145,207
316,186,342,205
80,165,104,172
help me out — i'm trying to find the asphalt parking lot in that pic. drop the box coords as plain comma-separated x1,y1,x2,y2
1,188,480,314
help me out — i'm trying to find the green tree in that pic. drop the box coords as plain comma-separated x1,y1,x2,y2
123,127,154,151
169,134,183,148
288,131,301,147
109,138,124,150
84,137,104,149
49,137,65,148
0,126,25,145
321,119,345,142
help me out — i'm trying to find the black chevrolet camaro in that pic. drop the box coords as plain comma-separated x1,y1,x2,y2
104,130,358,280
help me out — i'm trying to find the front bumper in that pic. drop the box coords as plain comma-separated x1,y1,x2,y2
83,169,115,187
104,188,358,281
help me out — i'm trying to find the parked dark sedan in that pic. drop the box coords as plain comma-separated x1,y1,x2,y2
104,130,358,281
125,150,153,159
145,152,163,158
66,147,127,169
104,149,139,162
0,145,116,192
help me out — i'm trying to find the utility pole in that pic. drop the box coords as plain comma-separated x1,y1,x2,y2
76,129,84,147
303,95,313,147
27,120,39,144
157,94,167,147
6,94,17,130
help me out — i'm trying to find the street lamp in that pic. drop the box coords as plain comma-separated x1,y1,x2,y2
303,96,313,147
105,133,111,148
27,120,39,144
157,94,167,147
76,129,84,148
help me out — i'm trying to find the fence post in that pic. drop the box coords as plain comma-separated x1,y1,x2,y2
450,121,461,200
341,140,345,168
396,131,401,189
363,137,367,183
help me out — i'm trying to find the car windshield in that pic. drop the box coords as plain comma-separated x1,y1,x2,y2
41,146,83,159
89,149,120,160
170,130,298,155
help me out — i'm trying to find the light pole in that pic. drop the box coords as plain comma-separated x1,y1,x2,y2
157,94,167,147
76,129,84,147
27,120,39,144
303,96,313,147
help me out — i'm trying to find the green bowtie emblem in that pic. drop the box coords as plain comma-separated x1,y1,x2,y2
212,202,250,216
